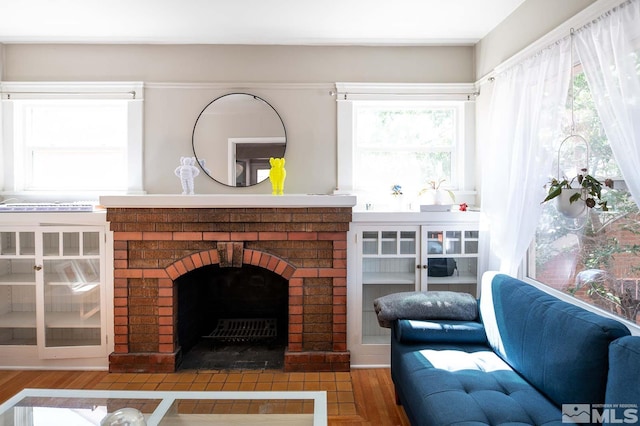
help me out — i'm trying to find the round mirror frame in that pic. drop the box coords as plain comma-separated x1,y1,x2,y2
191,93,287,187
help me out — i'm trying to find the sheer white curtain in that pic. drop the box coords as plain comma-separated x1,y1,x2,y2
481,39,571,275
575,0,640,207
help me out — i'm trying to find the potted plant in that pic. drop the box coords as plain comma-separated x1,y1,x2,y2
390,184,404,211
542,168,612,218
419,179,456,206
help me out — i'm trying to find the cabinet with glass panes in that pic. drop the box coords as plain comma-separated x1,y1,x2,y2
0,230,37,346
348,214,481,367
360,229,419,346
422,228,479,295
0,220,109,363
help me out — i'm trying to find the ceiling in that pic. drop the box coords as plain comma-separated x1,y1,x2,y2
0,0,527,46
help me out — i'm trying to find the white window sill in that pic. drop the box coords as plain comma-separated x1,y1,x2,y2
1,190,146,204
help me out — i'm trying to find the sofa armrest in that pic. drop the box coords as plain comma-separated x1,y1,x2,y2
606,336,640,407
374,291,478,328
393,319,487,344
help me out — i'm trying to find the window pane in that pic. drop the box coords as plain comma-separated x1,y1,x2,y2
529,71,640,326
17,100,129,191
532,204,640,325
355,150,451,192
25,102,127,149
31,150,126,190
353,102,458,194
356,106,455,149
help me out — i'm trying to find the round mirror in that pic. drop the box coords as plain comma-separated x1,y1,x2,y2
192,93,286,187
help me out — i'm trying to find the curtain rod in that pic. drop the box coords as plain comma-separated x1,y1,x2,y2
145,82,331,90
2,91,138,99
475,0,628,87
334,82,478,100
333,91,479,100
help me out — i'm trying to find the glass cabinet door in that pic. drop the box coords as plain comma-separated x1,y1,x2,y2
39,229,104,357
0,230,37,345
422,228,479,297
361,229,418,344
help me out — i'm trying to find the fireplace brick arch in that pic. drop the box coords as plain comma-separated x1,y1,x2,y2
165,244,297,280
107,207,351,373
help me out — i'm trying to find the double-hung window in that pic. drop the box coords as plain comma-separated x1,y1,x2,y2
336,83,476,210
1,82,143,199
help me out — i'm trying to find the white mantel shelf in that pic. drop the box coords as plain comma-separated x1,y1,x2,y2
99,194,358,209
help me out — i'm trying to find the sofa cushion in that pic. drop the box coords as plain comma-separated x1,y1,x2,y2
395,319,487,344
606,336,640,407
391,339,563,425
374,290,478,328
480,272,630,407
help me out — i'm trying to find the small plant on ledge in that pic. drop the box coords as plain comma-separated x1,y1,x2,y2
419,179,455,205
542,169,613,217
391,184,403,196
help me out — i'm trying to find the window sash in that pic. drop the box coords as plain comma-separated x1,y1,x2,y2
347,100,464,196
335,83,475,200
15,100,129,192
1,82,143,197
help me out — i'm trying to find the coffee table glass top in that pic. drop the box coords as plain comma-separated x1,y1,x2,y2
0,388,327,425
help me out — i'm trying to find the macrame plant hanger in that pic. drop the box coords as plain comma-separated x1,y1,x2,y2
555,28,591,227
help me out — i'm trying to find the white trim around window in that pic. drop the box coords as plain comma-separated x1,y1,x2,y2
1,82,144,201
335,82,477,201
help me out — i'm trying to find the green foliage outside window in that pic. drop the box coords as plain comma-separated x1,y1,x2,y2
532,71,640,324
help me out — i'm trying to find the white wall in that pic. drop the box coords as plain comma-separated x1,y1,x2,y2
474,0,596,80
2,44,473,195
0,0,603,198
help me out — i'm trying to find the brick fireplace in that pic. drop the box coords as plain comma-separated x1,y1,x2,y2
101,195,355,373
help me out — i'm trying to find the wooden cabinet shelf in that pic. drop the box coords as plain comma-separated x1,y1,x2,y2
0,274,36,285
362,272,416,285
45,312,100,328
426,271,477,284
0,311,36,328
0,311,99,328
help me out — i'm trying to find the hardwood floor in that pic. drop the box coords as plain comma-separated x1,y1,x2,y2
347,368,410,426
0,368,410,426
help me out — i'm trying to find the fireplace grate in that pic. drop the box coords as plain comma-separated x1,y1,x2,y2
203,318,277,343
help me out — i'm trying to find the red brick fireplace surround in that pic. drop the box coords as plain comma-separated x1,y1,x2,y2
101,195,356,373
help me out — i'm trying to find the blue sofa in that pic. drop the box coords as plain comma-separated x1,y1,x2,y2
390,272,640,425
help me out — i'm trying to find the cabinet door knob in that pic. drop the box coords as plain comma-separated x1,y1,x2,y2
34,265,42,271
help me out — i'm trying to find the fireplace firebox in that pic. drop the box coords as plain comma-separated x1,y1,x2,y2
177,264,288,370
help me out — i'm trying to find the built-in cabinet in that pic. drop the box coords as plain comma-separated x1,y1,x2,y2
348,211,481,367
0,213,112,368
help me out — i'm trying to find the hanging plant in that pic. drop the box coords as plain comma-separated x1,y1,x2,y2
542,169,613,216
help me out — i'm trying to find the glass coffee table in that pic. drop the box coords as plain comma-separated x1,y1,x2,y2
0,388,327,425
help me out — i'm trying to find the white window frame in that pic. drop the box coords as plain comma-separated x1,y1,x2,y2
335,82,476,200
1,82,144,201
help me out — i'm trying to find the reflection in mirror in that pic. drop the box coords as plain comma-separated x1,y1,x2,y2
192,93,286,187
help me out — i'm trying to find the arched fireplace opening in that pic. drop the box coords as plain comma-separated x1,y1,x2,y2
176,263,289,370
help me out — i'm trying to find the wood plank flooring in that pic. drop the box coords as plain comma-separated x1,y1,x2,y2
0,368,410,426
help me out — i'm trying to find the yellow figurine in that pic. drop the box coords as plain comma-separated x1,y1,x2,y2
269,157,286,195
